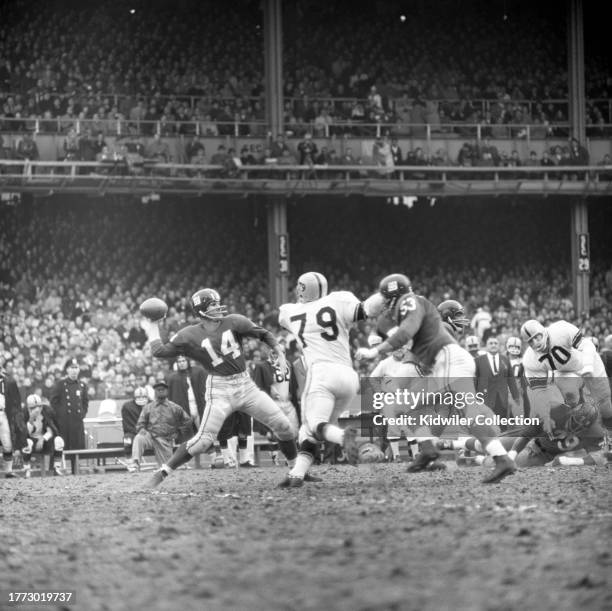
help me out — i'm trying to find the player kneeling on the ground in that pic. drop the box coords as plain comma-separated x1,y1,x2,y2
22,394,66,477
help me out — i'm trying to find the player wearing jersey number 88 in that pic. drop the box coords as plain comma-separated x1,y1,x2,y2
139,288,298,487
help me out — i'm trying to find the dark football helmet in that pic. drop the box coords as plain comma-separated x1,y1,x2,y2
190,288,227,320
437,299,469,333
378,273,411,310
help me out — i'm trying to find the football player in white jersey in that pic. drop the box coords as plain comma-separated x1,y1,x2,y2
520,319,612,441
277,271,384,487
369,346,421,461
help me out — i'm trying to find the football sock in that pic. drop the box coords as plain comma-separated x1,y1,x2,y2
466,439,483,453
317,423,344,445
165,442,195,471
289,452,314,479
278,439,298,463
390,440,400,459
484,439,508,457
452,437,469,450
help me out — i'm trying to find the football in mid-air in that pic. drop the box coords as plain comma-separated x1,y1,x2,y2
139,297,168,321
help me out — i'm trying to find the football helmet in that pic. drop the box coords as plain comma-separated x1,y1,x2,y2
26,394,43,409
520,319,549,353
358,442,385,463
378,273,411,309
506,336,522,357
465,335,479,352
296,272,328,303
134,387,148,406
190,288,227,320
550,398,597,435
437,299,469,332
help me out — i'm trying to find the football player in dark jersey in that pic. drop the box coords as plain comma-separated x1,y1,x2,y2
356,274,517,483
140,288,298,487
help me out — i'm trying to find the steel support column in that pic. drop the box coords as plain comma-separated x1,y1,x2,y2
568,0,590,314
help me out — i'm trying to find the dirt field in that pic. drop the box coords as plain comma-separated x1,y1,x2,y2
1,462,611,611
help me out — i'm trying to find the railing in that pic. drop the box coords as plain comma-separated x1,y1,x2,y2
3,115,610,142
1,160,610,199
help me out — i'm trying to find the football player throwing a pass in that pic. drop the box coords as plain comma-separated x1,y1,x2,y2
140,288,298,487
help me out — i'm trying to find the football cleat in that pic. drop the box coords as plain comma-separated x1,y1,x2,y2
127,459,140,473
277,475,304,488
342,428,360,466
4,471,17,479
427,461,447,471
147,469,168,488
53,466,65,476
303,473,323,483
481,455,517,484
239,461,257,468
406,441,440,472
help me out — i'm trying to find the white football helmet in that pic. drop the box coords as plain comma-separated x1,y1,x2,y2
296,272,328,303
359,442,385,463
520,319,549,353
465,335,479,352
26,394,43,409
506,336,522,357
134,387,148,406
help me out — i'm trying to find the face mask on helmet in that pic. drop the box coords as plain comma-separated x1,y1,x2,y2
506,337,522,357
465,335,479,352
295,272,328,303
378,273,411,310
520,320,549,353
437,299,469,332
134,387,148,406
191,288,228,320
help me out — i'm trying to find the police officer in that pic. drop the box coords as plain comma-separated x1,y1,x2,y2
50,358,89,473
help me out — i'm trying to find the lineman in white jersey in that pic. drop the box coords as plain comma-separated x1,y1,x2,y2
520,319,612,439
370,346,421,461
277,271,384,487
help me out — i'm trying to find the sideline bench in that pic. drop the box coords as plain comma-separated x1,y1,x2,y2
63,447,127,474
63,436,280,475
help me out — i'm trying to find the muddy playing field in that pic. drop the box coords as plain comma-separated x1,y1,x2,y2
1,463,611,611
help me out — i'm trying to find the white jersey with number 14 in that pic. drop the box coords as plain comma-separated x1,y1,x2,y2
279,291,361,369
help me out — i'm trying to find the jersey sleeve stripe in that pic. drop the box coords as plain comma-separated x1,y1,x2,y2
572,332,583,348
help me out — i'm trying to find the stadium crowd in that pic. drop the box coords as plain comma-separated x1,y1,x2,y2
1,196,611,402
0,0,611,140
